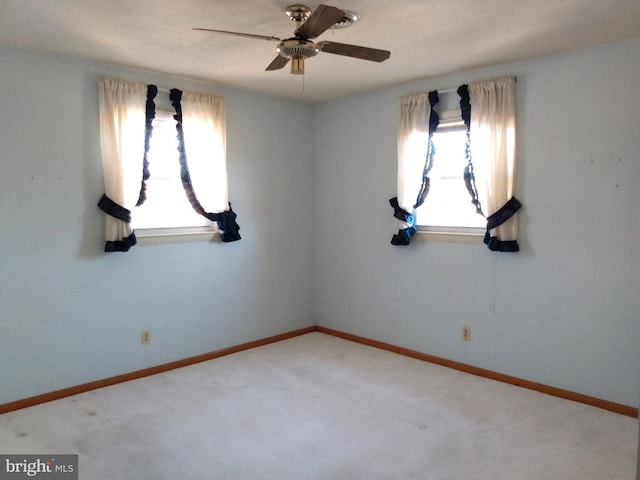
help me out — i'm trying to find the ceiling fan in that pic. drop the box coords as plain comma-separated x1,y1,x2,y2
193,4,391,75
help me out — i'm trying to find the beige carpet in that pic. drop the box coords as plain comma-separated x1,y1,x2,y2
0,332,636,479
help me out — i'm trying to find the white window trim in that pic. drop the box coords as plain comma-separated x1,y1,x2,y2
136,225,220,245
416,225,484,243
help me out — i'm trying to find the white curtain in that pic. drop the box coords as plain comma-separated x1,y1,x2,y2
398,92,431,212
392,91,437,244
469,77,521,251
180,91,229,214
97,77,147,250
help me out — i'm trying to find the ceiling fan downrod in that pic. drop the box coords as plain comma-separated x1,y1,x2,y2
285,5,313,74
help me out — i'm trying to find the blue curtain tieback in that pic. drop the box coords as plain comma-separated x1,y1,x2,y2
390,197,417,245
391,226,417,246
97,194,131,223
486,196,522,230
484,196,522,252
389,197,415,226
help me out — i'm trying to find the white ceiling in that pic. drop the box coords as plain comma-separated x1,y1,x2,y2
2,0,640,102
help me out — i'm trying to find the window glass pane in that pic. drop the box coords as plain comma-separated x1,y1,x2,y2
416,129,485,228
131,116,209,230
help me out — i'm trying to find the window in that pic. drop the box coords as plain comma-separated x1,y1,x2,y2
391,77,521,250
415,113,485,235
131,110,215,238
97,78,240,252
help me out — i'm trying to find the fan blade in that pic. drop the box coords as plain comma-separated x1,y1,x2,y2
318,41,391,62
193,28,281,42
295,4,345,39
265,55,290,71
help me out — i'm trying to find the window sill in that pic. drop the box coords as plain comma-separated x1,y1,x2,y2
135,227,220,245
416,226,484,244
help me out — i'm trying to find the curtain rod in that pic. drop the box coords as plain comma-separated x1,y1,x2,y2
403,86,457,98
411,77,518,96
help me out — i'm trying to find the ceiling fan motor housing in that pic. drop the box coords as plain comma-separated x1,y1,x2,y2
277,38,319,59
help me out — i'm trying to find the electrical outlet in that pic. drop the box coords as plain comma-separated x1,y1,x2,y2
141,330,151,345
462,326,471,341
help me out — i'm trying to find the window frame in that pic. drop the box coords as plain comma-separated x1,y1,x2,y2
130,109,219,243
414,109,485,241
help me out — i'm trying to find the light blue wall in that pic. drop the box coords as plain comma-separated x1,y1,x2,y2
0,47,315,404
313,37,640,407
1,37,639,409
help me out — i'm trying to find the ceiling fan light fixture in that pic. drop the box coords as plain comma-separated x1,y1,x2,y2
332,10,360,29
290,56,305,75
